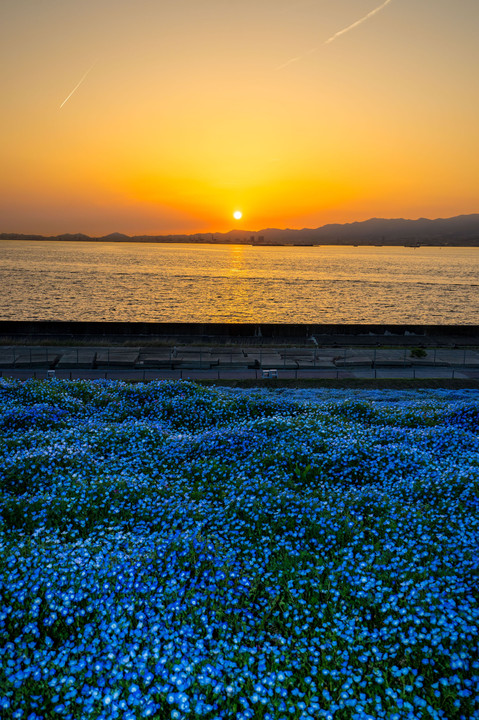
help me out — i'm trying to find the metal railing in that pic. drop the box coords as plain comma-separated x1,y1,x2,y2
1,345,478,381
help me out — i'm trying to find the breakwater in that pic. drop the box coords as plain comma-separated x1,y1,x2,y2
0,321,478,346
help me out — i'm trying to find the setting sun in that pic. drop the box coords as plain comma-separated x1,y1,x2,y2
233,211,243,221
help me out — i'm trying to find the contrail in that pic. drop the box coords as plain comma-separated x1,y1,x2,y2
325,0,394,44
277,0,394,70
276,47,317,71
276,56,301,71
60,61,96,109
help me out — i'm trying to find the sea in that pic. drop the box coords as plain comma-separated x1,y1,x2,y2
1,240,478,324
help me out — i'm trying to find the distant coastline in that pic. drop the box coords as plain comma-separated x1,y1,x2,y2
2,213,479,247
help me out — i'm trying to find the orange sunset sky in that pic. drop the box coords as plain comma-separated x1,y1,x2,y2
1,0,478,235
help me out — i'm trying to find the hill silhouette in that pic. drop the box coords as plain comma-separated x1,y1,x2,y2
2,214,478,246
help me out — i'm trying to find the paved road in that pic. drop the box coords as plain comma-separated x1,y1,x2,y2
1,344,478,381
2,366,478,382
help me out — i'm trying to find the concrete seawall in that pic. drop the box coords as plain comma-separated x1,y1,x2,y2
1,321,478,346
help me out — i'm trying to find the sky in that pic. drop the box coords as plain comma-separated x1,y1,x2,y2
1,0,478,235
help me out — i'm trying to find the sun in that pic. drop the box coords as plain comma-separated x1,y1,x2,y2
233,210,243,220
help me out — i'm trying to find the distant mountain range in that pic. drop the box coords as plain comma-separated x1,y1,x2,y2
2,214,479,246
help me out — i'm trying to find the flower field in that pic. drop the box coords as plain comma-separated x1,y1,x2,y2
1,378,478,720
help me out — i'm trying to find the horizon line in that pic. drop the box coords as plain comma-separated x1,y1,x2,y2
1,212,478,239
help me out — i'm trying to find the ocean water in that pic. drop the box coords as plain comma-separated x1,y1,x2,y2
1,240,478,323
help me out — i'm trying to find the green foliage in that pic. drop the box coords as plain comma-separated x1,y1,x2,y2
410,347,427,358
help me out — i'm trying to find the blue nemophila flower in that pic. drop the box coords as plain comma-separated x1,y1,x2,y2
0,380,478,719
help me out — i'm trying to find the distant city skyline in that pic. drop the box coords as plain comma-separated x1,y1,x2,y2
1,0,478,235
